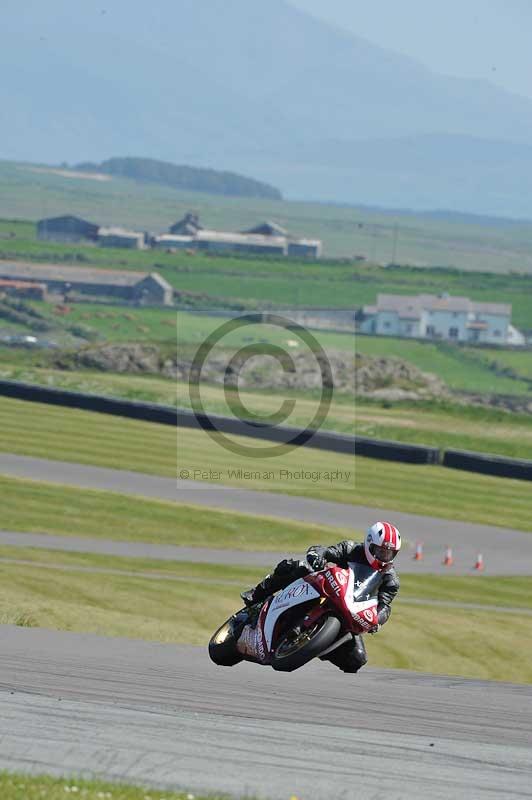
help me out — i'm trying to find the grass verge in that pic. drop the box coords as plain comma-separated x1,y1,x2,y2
0,772,225,800
0,552,531,682
1,396,532,530
0,475,353,550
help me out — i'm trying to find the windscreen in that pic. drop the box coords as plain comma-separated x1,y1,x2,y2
347,561,382,602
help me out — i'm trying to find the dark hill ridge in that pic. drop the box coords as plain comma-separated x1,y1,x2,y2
2,0,532,214
75,158,282,200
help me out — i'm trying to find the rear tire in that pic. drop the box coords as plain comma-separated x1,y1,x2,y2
272,615,341,672
208,618,244,666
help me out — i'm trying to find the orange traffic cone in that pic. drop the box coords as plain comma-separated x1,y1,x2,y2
413,542,424,561
474,553,484,572
443,546,454,567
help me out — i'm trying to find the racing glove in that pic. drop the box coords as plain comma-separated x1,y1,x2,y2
306,548,326,572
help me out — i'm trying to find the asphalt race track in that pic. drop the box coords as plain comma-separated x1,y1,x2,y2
1,453,532,574
0,626,531,800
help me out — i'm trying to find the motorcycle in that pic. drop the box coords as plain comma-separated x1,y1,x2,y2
208,560,381,672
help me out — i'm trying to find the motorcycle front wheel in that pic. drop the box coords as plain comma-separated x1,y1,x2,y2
271,615,341,672
208,617,244,666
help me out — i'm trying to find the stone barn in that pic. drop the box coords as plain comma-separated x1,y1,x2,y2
37,215,99,243
0,263,174,306
132,273,173,305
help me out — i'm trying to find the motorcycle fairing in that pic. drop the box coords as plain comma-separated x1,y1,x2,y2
263,577,320,649
328,564,379,632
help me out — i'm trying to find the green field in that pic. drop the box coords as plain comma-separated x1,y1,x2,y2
2,159,532,271
0,772,219,800
0,396,531,530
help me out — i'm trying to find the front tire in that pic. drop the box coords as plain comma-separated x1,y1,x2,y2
272,615,341,672
208,618,244,666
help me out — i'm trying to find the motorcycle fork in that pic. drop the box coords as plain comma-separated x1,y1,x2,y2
301,597,328,629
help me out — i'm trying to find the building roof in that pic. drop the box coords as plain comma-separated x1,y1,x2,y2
472,301,512,315
243,221,288,237
37,215,97,227
98,227,144,240
0,261,151,287
141,272,173,291
154,234,194,244
169,213,203,235
288,238,322,247
373,293,511,317
0,279,47,289
197,230,287,247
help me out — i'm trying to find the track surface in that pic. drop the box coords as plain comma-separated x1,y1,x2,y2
0,626,530,800
1,453,532,574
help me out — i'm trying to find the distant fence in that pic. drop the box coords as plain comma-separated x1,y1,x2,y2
0,379,529,479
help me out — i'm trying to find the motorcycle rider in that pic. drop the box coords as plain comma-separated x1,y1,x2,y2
239,521,401,673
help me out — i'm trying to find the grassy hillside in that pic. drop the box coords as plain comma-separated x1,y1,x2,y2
2,160,532,271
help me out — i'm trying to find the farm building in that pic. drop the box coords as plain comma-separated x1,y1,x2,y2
169,213,203,235
287,239,322,258
359,293,525,346
152,234,194,250
37,215,99,243
244,220,321,257
0,263,173,306
97,227,146,249
165,213,322,258
195,230,287,256
243,221,288,237
0,279,48,301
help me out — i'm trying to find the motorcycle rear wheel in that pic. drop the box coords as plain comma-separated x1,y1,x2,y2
208,617,244,666
272,615,341,672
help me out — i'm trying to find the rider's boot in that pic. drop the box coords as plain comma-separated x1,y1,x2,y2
240,559,307,607
240,573,282,607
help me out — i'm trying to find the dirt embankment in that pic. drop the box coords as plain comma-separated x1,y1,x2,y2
54,343,449,401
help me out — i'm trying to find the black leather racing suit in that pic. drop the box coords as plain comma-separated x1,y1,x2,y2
246,540,400,673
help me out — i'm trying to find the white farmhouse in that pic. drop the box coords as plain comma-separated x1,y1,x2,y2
360,293,525,345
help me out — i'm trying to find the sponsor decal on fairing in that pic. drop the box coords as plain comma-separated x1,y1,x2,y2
336,571,348,586
263,578,320,649
325,569,342,596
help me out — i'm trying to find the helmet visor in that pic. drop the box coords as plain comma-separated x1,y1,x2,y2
370,544,397,563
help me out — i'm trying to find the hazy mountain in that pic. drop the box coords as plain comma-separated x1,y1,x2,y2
2,0,532,215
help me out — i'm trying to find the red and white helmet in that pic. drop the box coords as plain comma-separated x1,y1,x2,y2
365,521,401,570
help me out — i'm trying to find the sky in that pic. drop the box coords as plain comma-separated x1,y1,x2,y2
291,0,532,99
